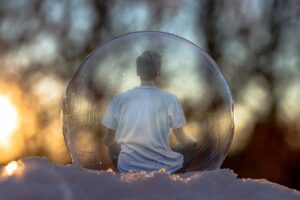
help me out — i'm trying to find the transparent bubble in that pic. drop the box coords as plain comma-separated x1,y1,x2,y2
62,31,234,172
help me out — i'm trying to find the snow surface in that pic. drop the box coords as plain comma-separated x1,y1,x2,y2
0,157,299,200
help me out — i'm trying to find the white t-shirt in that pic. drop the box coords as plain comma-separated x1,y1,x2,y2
102,86,186,173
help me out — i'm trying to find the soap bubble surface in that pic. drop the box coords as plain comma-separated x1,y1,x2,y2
62,31,233,172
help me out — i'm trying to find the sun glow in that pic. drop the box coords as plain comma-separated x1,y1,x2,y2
4,161,18,176
1,160,25,177
0,96,19,148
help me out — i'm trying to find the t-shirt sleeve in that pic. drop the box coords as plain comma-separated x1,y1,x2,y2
170,96,186,129
102,97,118,130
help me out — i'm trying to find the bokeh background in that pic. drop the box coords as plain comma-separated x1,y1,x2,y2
0,0,299,189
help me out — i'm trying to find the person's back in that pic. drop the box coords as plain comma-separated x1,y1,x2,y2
102,50,195,174
103,85,185,173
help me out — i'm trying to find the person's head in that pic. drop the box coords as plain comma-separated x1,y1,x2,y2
136,51,161,81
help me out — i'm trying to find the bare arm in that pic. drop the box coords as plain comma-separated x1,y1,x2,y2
104,128,121,165
172,127,198,160
104,128,116,146
173,127,197,146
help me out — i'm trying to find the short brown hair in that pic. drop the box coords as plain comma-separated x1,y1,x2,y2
136,51,161,81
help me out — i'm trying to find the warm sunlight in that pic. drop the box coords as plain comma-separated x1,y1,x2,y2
0,95,19,148
1,160,25,177
4,161,18,176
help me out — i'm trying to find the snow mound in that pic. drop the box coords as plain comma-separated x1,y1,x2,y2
0,157,299,200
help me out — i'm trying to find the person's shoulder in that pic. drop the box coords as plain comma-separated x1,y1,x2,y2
114,88,137,100
160,90,178,101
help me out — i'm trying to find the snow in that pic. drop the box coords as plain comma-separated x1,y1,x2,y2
0,157,299,200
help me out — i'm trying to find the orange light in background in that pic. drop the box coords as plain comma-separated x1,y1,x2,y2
230,104,254,154
0,81,38,164
1,160,25,178
0,95,19,148
4,161,18,176
229,78,270,155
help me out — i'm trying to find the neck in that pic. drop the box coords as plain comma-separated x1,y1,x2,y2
141,80,155,86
